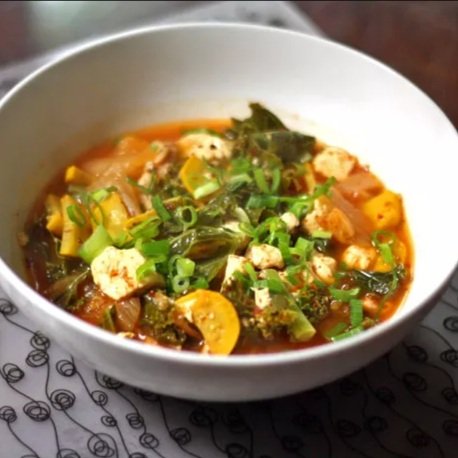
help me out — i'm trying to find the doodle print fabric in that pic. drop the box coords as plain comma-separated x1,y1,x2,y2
0,272,457,458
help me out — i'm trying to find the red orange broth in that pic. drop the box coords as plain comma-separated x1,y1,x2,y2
24,119,413,355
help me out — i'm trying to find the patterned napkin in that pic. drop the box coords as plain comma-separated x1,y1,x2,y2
1,2,457,457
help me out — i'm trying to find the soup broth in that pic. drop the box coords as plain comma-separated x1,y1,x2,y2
21,104,413,355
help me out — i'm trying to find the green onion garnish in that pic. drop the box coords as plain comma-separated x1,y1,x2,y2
329,287,360,302
349,298,364,327
312,230,332,239
193,180,220,199
176,206,197,229
176,257,195,277
244,263,257,283
172,275,190,294
371,230,396,266
291,237,314,261
67,204,86,228
136,258,157,280
254,270,286,294
253,168,270,194
271,168,281,194
139,239,170,258
192,277,209,289
246,195,279,209
230,157,252,174
151,195,171,221
79,225,112,264
91,186,117,202
331,325,364,342
130,217,161,240
323,322,348,339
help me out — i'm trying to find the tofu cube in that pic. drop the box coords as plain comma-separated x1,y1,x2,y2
91,246,150,300
342,244,377,270
223,255,247,285
311,254,337,284
313,146,356,181
252,287,272,310
177,133,231,163
246,244,284,270
280,212,300,232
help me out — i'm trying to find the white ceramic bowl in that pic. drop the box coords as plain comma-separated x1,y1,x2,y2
0,24,457,401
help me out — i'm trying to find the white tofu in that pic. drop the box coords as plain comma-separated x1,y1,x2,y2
91,246,150,300
246,244,284,270
280,212,299,232
223,254,247,285
311,253,337,284
313,146,356,181
252,287,272,310
303,197,330,234
177,133,231,163
342,244,377,270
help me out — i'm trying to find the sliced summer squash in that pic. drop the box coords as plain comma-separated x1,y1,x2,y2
362,190,402,230
60,195,89,256
64,165,93,186
45,194,63,236
176,289,240,355
92,192,129,241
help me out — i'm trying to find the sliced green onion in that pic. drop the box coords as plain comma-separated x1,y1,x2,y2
67,205,86,228
172,275,190,294
291,237,314,261
244,263,257,283
140,239,170,258
192,277,209,289
289,200,313,218
329,287,360,302
323,322,348,339
312,177,336,199
233,271,251,289
176,206,197,229
371,230,397,267
312,230,332,239
271,168,282,194
193,180,220,199
136,258,157,280
254,270,286,294
228,173,252,190
286,265,302,285
230,157,252,174
331,325,364,342
253,168,270,194
91,186,117,202
350,299,364,327
79,225,112,264
246,195,279,209
151,195,171,221
130,217,161,240
176,257,195,277
239,222,256,238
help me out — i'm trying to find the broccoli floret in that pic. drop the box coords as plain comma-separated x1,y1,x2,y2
140,292,186,346
296,286,332,325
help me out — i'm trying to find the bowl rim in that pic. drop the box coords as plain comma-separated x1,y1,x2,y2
1,22,457,367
